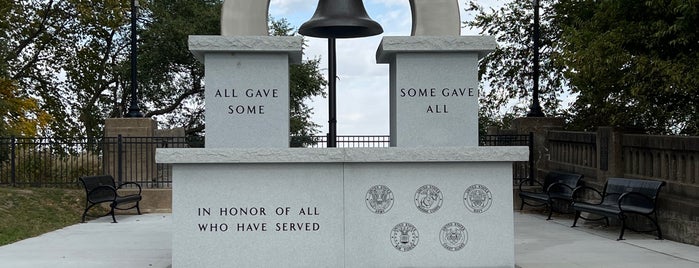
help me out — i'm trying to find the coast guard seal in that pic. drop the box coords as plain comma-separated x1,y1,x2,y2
440,222,467,251
390,222,419,252
414,184,443,214
365,185,394,214
463,184,492,213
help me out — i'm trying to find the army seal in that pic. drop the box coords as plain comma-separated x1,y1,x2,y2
390,222,419,252
414,184,443,214
463,184,493,213
440,222,467,251
365,185,394,214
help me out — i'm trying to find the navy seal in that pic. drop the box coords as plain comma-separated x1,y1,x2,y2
390,222,419,252
463,184,493,213
414,184,443,214
440,222,467,251
365,185,394,214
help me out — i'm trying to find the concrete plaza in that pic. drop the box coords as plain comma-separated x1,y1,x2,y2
0,212,697,267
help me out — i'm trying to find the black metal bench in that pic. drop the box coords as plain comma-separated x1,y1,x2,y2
519,171,584,220
571,177,665,240
79,175,142,223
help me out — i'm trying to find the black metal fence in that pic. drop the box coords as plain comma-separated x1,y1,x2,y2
0,136,198,188
306,135,391,148
1,134,531,188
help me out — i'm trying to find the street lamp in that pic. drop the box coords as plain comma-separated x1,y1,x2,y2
527,0,545,117
125,0,144,118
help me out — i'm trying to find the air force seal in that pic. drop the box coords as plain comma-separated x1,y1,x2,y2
366,185,394,214
414,184,443,214
463,184,493,213
390,222,419,252
440,222,468,251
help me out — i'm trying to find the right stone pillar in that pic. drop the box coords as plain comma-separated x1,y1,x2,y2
376,36,497,147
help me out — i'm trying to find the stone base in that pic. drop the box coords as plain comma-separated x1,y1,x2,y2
158,147,527,268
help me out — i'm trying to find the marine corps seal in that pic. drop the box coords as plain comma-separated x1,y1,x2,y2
463,184,493,213
414,184,443,214
440,222,467,251
390,222,419,252
365,185,394,214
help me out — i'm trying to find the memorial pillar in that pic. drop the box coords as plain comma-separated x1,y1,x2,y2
376,36,496,147
188,36,302,148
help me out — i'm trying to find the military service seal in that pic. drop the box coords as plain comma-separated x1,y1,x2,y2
365,185,394,214
463,184,493,213
390,222,419,252
414,184,443,214
440,222,467,251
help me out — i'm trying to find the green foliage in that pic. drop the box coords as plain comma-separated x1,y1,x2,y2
466,0,698,135
555,0,699,134
465,0,569,129
2,1,327,141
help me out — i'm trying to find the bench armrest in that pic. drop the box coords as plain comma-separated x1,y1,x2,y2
518,178,543,192
572,185,603,204
117,182,142,195
87,185,117,203
618,191,656,212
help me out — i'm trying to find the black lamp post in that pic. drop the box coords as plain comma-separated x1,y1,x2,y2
527,0,545,117
125,0,144,118
298,0,383,147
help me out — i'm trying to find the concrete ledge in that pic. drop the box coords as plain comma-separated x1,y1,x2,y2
188,35,303,63
156,146,529,164
376,36,497,63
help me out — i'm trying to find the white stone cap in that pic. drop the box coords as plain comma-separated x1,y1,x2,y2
156,146,528,164
188,35,303,64
376,36,497,63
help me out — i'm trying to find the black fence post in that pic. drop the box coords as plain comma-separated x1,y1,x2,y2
117,135,123,185
10,136,16,187
528,132,535,184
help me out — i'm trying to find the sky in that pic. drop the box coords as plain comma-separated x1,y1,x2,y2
268,0,501,135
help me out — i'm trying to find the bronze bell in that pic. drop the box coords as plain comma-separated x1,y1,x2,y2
299,0,383,38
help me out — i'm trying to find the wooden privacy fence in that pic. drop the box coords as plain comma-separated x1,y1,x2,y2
541,127,699,245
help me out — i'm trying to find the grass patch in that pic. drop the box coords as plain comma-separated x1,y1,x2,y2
0,187,97,246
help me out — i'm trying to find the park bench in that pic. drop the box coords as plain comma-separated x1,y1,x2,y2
79,175,142,223
571,177,665,240
518,171,584,220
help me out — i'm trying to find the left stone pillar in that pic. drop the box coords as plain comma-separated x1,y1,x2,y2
189,36,303,148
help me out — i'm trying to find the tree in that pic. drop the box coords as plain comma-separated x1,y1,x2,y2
1,0,77,136
464,0,569,129
555,0,699,135
2,0,327,142
0,77,50,136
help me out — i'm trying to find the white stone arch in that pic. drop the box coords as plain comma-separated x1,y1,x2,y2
221,0,460,36
221,0,271,36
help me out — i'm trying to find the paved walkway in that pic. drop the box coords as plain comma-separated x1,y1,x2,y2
515,212,699,268
0,213,172,268
1,212,697,267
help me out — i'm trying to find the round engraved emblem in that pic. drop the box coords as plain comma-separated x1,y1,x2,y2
414,184,443,214
463,184,493,213
390,222,419,252
366,185,394,214
440,222,468,251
